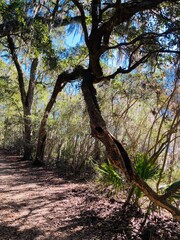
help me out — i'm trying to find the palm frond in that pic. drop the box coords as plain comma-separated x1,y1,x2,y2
95,160,122,194
133,153,160,203
135,153,160,181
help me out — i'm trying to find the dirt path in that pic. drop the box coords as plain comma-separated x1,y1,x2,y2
0,150,180,240
0,150,90,240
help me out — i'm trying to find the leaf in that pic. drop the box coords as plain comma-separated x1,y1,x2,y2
95,160,122,194
135,153,160,181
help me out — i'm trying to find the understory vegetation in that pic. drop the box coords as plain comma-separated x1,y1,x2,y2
0,0,180,222
1,64,179,213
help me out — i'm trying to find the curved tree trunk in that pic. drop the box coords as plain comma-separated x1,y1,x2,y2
34,80,66,166
81,73,180,222
34,66,83,166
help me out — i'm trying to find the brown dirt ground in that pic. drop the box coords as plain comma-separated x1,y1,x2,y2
0,150,180,240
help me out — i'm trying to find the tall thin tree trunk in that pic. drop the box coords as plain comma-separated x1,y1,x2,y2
168,135,177,183
23,108,32,160
7,35,38,161
153,80,177,154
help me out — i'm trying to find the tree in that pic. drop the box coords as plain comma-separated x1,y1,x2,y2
0,60,23,151
1,0,180,220
54,0,179,220
0,0,60,159
7,36,38,160
34,0,180,220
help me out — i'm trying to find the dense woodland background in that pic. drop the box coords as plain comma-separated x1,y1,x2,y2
0,0,180,222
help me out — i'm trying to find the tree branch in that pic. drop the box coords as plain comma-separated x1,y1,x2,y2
91,0,101,31
71,0,89,46
27,58,38,108
162,184,180,200
51,0,60,22
98,0,178,47
7,35,26,105
107,27,180,50
101,53,152,82
0,15,82,38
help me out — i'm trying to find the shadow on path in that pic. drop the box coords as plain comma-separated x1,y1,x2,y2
0,224,44,240
0,150,180,240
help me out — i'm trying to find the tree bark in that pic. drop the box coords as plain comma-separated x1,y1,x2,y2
81,73,180,222
34,79,66,166
22,58,38,160
23,107,33,160
34,66,82,165
7,35,38,160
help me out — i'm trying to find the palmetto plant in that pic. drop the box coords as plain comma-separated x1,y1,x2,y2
135,153,159,180
95,153,160,202
95,160,123,197
133,153,160,203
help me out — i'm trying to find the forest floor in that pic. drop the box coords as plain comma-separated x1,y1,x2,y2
0,150,180,240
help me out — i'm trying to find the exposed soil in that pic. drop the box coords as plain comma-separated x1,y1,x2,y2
0,150,179,240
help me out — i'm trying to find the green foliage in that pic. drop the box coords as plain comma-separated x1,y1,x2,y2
0,0,179,203
32,20,57,68
95,153,160,201
111,80,123,92
134,153,160,202
95,160,122,196
135,153,159,181
0,0,25,23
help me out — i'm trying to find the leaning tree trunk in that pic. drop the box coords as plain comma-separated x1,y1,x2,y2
34,109,51,166
81,72,180,222
34,66,82,166
34,78,66,166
